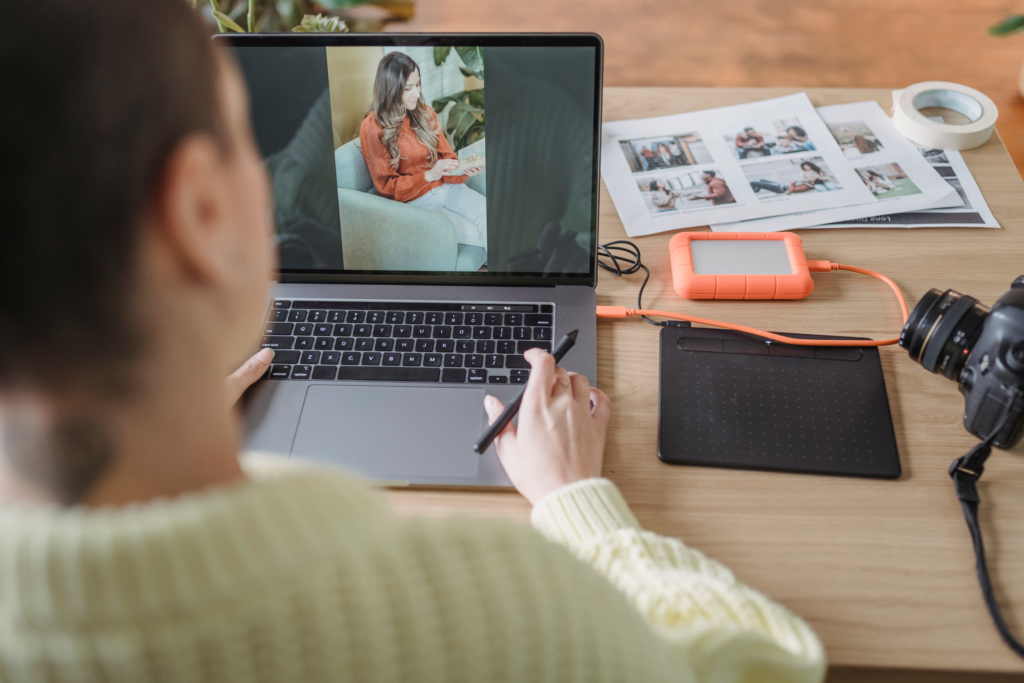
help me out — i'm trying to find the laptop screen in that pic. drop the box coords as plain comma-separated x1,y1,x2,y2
223,35,602,285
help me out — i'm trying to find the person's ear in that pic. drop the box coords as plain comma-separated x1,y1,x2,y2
151,133,234,285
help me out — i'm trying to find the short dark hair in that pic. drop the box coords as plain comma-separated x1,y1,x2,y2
702,170,716,177
0,0,224,393
744,127,755,132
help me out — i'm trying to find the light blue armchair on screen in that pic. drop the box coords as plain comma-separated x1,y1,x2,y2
334,139,487,272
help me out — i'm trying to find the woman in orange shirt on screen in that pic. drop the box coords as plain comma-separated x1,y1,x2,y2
359,52,487,251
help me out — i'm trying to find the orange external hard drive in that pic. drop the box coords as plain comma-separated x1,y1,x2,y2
669,232,815,300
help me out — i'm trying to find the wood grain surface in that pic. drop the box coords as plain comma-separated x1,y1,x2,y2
387,88,1024,675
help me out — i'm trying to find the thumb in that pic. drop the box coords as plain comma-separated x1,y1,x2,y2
589,388,612,435
484,395,516,450
226,348,274,408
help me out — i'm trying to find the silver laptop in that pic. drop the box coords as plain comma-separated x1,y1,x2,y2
225,33,603,486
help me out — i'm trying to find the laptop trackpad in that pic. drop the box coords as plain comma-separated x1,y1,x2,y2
290,385,482,479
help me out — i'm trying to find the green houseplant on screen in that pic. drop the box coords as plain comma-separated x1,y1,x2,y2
196,0,413,34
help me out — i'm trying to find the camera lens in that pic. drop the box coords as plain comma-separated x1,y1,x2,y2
900,288,990,380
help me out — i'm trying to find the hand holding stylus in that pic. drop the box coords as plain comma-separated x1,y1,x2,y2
481,347,611,505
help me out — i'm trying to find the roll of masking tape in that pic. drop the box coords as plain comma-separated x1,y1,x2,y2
892,81,997,150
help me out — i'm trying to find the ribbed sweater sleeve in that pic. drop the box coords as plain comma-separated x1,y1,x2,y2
359,114,432,202
531,478,827,683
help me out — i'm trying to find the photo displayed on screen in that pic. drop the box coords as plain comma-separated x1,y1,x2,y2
233,43,598,277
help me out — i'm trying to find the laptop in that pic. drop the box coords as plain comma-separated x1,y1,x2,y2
224,33,604,486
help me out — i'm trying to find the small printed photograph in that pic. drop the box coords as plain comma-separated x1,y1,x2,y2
828,120,883,157
856,163,922,199
619,133,713,173
726,117,817,160
916,146,950,165
742,157,841,199
636,168,735,216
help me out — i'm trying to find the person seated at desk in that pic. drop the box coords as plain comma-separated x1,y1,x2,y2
787,160,838,193
0,3,825,682
735,126,767,158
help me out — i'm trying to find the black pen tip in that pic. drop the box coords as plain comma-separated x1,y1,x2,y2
567,329,579,341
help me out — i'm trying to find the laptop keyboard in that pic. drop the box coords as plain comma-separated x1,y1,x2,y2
260,300,554,384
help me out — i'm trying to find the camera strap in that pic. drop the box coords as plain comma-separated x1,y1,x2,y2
950,439,1024,658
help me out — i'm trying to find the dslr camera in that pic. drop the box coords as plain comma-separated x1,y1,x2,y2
900,276,1024,448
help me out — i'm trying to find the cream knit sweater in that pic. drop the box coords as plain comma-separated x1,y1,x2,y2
0,461,825,682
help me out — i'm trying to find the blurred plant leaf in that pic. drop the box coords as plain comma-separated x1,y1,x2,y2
459,66,484,80
317,0,377,7
446,101,485,150
212,10,246,31
434,46,452,66
990,14,1024,35
454,46,483,76
466,89,484,108
292,13,348,31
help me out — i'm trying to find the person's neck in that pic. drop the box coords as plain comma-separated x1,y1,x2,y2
0,343,245,509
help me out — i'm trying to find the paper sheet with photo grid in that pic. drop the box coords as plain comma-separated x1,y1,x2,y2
815,113,999,229
600,94,877,237
710,101,962,233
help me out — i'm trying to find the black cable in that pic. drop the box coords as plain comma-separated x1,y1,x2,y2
596,240,664,327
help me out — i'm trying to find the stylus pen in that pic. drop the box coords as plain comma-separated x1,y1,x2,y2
473,329,579,454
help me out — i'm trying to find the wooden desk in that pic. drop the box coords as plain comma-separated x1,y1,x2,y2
388,88,1024,677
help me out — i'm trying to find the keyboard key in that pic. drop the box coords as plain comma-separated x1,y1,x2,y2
361,352,381,366
465,354,483,368
368,311,385,324
432,326,452,338
495,327,512,340
334,337,354,351
476,340,495,354
308,310,326,323
446,312,464,325
442,369,467,383
267,350,299,365
504,313,522,326
353,324,372,337
485,354,504,368
291,365,312,380
396,339,415,352
271,310,288,322
295,337,314,350
468,369,487,383
333,324,352,336
412,326,431,338
407,312,424,324
525,314,553,327
261,336,294,350
336,367,440,382
510,369,531,378
488,375,508,384
346,311,365,323
517,341,551,354
273,300,291,309
466,312,482,325
300,351,320,364
437,339,455,353
456,340,474,353
269,365,291,379
514,327,532,340
294,323,313,336
506,355,529,368
314,324,332,336
473,327,491,339
402,353,422,366
443,354,463,367
315,338,332,350
321,351,341,365
497,341,516,354
393,325,411,338
355,338,373,351
386,311,404,324
341,352,360,365
534,327,552,341
424,354,442,367
510,374,528,384
426,312,444,325
328,311,347,323
288,310,308,323
454,326,472,339
375,338,394,351
311,366,337,380
415,339,434,352
485,313,503,325
265,322,293,335
373,324,392,337
382,352,401,366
